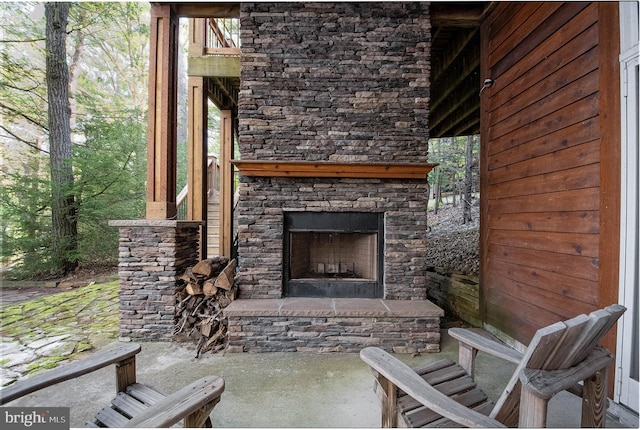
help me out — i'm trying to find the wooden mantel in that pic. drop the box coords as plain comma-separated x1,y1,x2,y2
230,160,437,179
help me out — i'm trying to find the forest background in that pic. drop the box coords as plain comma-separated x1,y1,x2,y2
0,2,478,280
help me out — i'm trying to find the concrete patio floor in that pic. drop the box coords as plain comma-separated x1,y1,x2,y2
4,329,634,428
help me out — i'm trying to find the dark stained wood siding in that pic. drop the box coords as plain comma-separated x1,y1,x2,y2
480,2,620,346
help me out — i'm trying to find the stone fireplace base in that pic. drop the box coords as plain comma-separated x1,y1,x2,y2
225,298,444,353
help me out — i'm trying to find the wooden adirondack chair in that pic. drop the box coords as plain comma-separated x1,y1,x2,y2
0,343,225,428
360,304,625,428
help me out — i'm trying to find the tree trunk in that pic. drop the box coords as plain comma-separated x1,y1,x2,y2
433,167,441,215
68,10,85,145
46,2,78,275
463,135,473,224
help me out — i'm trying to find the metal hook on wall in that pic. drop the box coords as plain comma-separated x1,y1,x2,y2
479,78,495,96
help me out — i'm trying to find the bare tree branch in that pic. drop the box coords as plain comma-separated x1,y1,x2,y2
0,125,49,154
0,101,48,131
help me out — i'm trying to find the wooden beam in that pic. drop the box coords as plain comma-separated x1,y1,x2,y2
210,77,238,108
430,2,486,28
170,2,240,19
431,49,480,111
204,47,242,56
188,55,240,78
432,28,479,82
431,96,480,138
429,76,478,131
230,160,437,179
146,4,179,219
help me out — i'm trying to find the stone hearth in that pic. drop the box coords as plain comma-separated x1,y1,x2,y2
225,298,443,353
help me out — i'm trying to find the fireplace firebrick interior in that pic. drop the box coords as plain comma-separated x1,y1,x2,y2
283,212,384,298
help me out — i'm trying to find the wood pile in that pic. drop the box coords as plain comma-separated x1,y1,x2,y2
174,256,237,357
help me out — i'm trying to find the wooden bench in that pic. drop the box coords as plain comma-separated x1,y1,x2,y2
0,343,224,428
361,304,625,427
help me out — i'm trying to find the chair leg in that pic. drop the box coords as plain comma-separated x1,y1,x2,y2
519,385,548,428
376,374,398,428
581,366,608,428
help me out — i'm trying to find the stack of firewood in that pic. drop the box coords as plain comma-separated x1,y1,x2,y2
174,256,237,357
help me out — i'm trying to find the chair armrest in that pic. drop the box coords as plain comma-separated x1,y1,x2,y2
519,346,612,400
125,376,225,428
0,343,141,405
360,347,505,428
449,327,523,364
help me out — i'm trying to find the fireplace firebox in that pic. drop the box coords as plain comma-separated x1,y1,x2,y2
283,212,384,298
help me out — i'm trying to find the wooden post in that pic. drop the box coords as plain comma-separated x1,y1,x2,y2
581,367,608,427
458,342,477,377
115,356,137,393
187,18,208,260
219,110,234,257
518,386,548,428
187,76,208,260
146,4,179,219
377,374,398,428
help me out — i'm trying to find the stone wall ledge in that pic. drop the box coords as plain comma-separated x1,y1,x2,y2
225,298,444,318
109,219,203,228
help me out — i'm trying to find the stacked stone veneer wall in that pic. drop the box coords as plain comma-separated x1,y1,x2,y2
236,2,432,300
239,2,431,161
236,177,429,299
110,220,201,341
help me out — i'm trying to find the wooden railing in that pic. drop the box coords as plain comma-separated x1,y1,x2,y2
176,155,219,220
205,18,240,55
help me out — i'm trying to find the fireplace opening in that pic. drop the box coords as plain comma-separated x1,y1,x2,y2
284,212,383,298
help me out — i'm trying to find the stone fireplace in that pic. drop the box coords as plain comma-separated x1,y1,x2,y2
224,2,444,353
284,211,383,298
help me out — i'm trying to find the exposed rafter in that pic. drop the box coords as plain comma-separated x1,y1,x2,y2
428,2,485,138
430,2,485,27
431,28,479,83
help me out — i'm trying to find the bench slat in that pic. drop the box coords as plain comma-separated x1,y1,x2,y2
94,405,130,428
111,392,149,418
126,382,166,405
406,388,491,427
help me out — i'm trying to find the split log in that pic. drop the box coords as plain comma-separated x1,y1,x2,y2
186,282,203,296
174,256,237,357
203,279,218,297
214,259,237,291
192,257,229,278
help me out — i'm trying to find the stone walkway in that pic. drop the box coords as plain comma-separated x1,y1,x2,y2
0,282,119,386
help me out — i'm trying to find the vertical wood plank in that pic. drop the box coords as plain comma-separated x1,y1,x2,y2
219,110,234,257
596,5,621,396
187,75,208,259
146,4,179,219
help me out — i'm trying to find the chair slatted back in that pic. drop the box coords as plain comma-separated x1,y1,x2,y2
490,304,625,426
